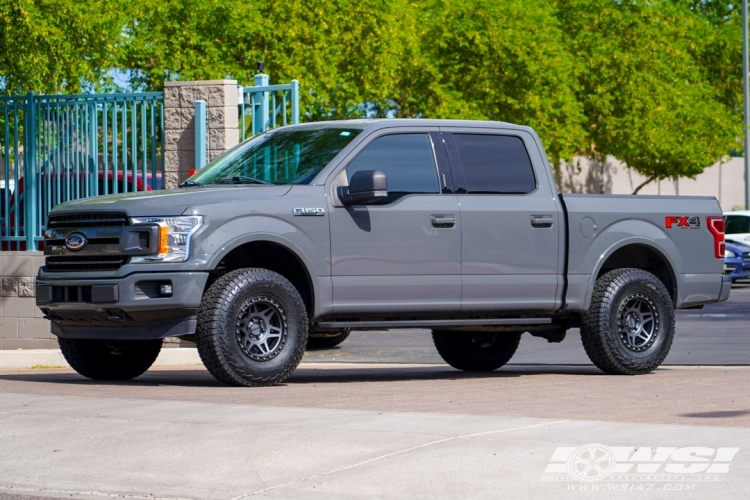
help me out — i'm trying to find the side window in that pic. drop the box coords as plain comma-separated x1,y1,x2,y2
725,215,750,235
346,134,439,204
453,134,536,194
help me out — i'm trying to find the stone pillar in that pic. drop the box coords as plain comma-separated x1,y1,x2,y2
163,80,240,189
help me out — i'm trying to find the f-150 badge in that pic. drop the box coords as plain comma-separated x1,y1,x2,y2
293,208,325,216
665,216,700,229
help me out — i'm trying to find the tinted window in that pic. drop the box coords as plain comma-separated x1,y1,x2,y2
725,215,750,234
453,134,536,194
346,134,439,203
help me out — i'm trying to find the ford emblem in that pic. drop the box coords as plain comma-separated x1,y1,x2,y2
64,233,88,251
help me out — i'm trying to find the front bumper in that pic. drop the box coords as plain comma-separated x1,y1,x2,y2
723,258,750,280
36,271,209,340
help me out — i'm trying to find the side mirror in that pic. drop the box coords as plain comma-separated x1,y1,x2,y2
337,170,388,205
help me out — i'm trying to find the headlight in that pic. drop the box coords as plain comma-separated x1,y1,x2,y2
725,249,737,258
130,216,202,263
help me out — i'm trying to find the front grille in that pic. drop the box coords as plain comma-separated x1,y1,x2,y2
45,237,119,246
47,255,129,272
48,212,130,229
743,252,750,261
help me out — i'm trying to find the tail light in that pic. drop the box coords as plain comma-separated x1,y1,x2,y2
707,216,725,259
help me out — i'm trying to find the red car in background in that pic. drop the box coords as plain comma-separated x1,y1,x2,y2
1,171,161,251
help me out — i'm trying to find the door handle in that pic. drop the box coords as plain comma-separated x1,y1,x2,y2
531,215,554,228
431,214,456,228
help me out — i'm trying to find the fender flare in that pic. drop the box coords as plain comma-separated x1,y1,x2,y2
581,235,680,311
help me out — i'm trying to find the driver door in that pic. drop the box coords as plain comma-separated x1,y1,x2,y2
327,130,461,313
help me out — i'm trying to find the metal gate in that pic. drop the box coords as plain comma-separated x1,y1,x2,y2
0,92,164,250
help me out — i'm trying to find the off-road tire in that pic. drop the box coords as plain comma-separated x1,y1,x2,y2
432,331,522,371
306,329,351,349
581,268,675,375
195,268,308,386
58,338,162,381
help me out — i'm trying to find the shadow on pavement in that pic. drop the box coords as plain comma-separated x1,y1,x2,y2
0,363,609,388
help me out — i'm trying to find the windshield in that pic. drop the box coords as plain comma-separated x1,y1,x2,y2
186,128,362,186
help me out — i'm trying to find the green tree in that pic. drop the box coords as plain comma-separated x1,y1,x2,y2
556,0,740,192
119,0,402,119
0,0,123,95
389,0,587,163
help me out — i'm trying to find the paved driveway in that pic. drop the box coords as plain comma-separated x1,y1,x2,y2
0,363,748,499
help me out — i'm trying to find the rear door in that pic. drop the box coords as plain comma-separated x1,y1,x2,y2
440,127,562,311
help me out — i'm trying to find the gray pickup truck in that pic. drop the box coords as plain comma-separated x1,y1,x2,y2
36,119,731,386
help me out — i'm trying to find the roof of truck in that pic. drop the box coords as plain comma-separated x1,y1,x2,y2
284,118,532,132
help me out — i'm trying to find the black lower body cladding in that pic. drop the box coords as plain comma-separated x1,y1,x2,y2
581,268,675,375
195,268,308,386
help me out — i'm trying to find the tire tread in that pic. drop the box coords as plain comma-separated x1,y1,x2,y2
195,268,308,387
580,268,674,375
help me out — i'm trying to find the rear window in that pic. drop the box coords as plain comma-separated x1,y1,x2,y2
725,215,750,234
453,134,536,194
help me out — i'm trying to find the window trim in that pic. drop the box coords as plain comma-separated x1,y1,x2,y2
442,131,540,196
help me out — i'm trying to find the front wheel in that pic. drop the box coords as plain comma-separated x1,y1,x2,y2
58,338,162,380
581,268,675,375
432,330,522,371
196,268,308,386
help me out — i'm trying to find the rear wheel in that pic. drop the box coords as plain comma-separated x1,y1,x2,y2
196,268,308,386
581,268,675,375
58,338,162,381
306,329,351,349
432,330,522,371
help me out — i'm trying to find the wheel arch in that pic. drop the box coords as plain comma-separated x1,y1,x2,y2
207,236,318,318
583,239,679,310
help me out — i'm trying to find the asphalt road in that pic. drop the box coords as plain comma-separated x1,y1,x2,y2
303,280,750,366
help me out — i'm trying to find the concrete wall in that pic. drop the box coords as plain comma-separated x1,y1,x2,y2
0,251,56,349
556,156,748,211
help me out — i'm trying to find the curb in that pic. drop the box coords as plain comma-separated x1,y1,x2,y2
0,348,202,369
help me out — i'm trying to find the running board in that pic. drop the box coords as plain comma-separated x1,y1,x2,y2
316,318,552,330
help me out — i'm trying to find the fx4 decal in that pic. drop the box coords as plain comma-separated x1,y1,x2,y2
665,216,700,229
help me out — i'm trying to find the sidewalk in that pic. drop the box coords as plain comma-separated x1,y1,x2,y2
0,347,202,369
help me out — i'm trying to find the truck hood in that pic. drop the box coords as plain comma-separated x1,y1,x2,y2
51,186,293,217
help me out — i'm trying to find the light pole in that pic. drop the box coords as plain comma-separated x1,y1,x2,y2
744,0,749,209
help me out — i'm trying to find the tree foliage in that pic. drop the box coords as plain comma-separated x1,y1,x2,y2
0,0,743,187
0,0,123,94
557,0,739,191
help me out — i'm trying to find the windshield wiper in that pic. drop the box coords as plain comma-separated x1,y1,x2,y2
179,180,204,187
216,176,272,185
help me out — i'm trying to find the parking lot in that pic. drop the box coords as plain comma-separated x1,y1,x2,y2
0,283,747,499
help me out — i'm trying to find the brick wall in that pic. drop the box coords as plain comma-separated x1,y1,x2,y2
0,251,56,349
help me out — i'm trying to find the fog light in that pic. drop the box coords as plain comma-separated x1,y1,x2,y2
159,283,173,297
